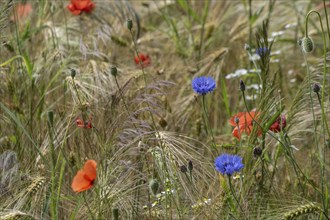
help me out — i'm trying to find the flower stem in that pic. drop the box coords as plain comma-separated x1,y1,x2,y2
83,193,96,220
304,10,329,217
228,177,245,218
202,95,217,151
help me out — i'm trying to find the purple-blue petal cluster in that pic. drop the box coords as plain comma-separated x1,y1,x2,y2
192,76,216,95
214,154,244,176
256,47,268,57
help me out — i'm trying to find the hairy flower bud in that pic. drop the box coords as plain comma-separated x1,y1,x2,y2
300,37,314,53
149,179,159,196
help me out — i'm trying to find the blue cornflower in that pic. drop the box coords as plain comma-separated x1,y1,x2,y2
256,47,268,57
192,76,216,95
214,154,244,176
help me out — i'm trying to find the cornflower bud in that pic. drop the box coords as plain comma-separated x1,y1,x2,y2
240,79,246,92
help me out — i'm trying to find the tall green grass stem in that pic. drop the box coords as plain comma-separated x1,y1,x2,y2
202,95,217,151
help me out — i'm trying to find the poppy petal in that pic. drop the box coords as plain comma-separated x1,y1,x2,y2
76,119,85,128
71,0,89,10
232,126,241,140
229,111,259,127
71,170,93,192
83,160,97,181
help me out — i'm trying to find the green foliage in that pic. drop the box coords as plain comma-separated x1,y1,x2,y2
0,0,329,219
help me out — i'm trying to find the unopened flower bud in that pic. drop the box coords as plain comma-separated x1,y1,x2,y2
253,147,262,158
111,66,117,77
180,165,187,173
300,37,314,53
127,19,133,30
71,69,76,79
159,118,167,128
312,83,320,93
239,79,245,92
149,179,159,196
188,160,193,171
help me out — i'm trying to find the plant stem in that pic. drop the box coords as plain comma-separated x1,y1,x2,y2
304,11,329,217
323,0,330,46
198,0,210,61
228,176,245,219
83,193,96,220
202,95,217,151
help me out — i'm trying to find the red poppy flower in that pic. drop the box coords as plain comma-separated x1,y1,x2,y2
76,117,92,129
269,115,286,133
134,54,151,67
71,160,97,192
229,111,261,140
67,0,95,15
10,3,32,21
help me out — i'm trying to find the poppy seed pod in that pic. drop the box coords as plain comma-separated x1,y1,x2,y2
234,116,240,125
149,179,159,196
111,66,117,77
300,37,314,53
127,19,133,30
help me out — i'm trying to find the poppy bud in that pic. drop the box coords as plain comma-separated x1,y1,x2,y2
159,117,167,128
149,179,159,196
127,19,133,30
71,69,76,79
111,66,117,77
253,147,262,158
180,165,187,173
240,79,246,92
312,83,320,93
300,37,314,53
112,208,119,220
188,160,193,171
47,110,54,127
